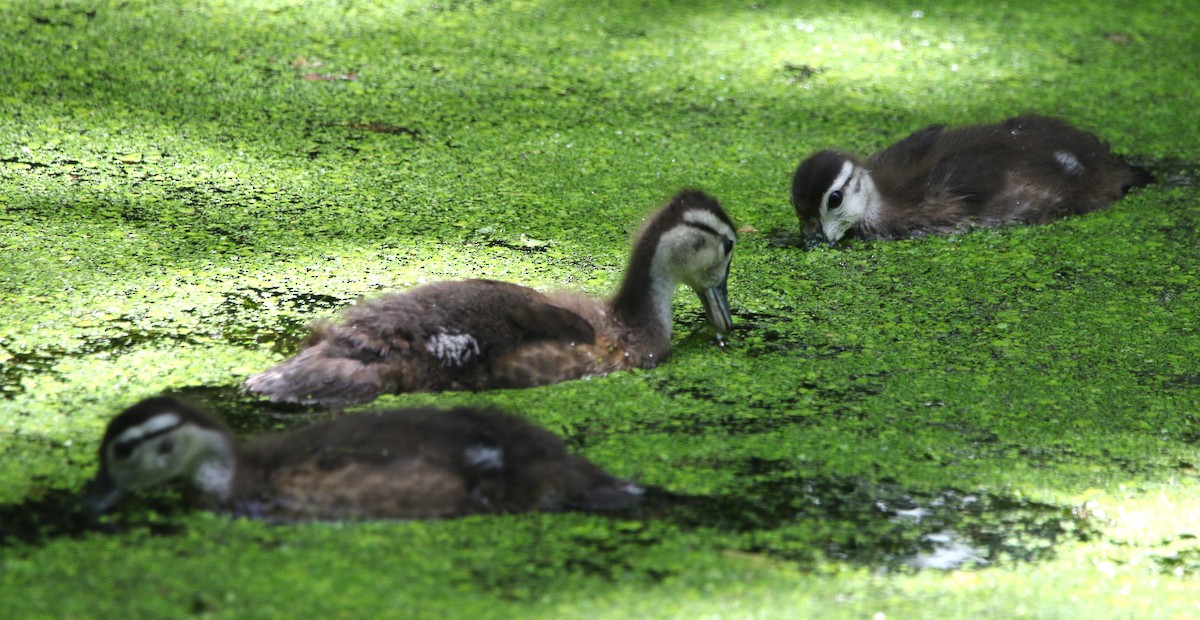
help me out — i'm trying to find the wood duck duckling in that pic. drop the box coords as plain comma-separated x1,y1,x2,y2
83,396,643,521
245,189,737,406
791,114,1153,246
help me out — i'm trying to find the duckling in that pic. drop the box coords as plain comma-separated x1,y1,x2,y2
791,114,1153,246
83,396,643,521
245,189,737,406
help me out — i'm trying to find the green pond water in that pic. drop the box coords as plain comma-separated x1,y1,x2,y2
2,0,1198,617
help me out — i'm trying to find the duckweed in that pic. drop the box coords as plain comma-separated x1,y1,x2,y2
2,0,1199,618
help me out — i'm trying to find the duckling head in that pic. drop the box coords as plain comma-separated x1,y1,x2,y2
83,397,236,514
646,190,737,334
791,150,880,247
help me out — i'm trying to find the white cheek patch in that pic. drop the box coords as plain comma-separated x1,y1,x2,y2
823,161,856,213
425,331,481,367
464,445,504,470
113,412,181,447
193,460,235,500
1054,151,1085,175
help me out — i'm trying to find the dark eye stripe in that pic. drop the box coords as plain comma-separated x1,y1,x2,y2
684,221,722,237
683,222,736,252
112,422,182,459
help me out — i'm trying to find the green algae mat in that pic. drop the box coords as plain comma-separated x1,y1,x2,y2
2,0,1199,617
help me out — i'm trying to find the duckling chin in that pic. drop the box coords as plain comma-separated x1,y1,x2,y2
83,397,643,521
245,189,738,406
791,114,1153,246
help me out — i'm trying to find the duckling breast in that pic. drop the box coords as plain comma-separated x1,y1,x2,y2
485,291,663,388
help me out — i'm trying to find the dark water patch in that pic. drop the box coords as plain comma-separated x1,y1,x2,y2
1134,370,1200,391
464,228,553,254
218,287,348,315
718,309,858,359
0,488,187,549
644,398,813,436
1155,202,1199,250
466,519,669,600
781,62,823,84
1132,156,1200,188
740,332,861,360
643,458,1097,570
1010,445,1149,476
1153,544,1200,576
644,366,887,435
767,227,807,248
0,326,209,399
0,350,60,399
160,385,329,435
215,286,349,354
1175,414,1200,445
342,122,423,140
1163,373,1200,389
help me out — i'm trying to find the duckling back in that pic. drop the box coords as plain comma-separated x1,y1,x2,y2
85,398,643,521
245,190,736,406
229,407,642,520
245,279,597,406
867,115,1151,237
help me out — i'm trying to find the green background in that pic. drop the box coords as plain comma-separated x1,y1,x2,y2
2,0,1198,617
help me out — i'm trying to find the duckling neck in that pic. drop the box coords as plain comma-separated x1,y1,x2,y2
609,249,677,354
182,427,238,503
857,168,886,231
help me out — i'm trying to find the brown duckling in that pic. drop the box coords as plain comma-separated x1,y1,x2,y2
245,189,737,406
791,114,1152,246
83,397,642,521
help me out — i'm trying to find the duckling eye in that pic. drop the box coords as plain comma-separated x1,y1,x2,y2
827,190,844,210
114,441,134,460
157,438,175,455
722,238,734,254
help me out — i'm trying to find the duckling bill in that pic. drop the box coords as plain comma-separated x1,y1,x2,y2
245,190,737,406
791,114,1153,246
83,397,643,521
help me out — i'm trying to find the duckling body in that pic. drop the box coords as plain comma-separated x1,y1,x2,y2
791,115,1152,246
84,397,642,521
245,190,737,406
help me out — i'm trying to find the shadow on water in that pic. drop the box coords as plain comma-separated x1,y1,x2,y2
636,457,1099,571
0,286,347,400
1133,156,1200,188
0,488,189,548
0,328,207,400
0,386,327,548
214,286,349,355
649,313,886,436
1,302,1096,571
1,452,1098,575
722,309,864,360
159,384,330,435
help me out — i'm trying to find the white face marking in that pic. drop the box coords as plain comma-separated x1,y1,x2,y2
425,330,481,367
113,412,181,447
820,161,881,244
648,209,737,333
1054,150,1084,175
106,418,235,499
667,209,736,289
618,482,645,496
681,209,733,235
194,460,235,500
464,445,504,470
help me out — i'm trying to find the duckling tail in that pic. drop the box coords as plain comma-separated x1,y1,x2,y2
570,479,646,511
1123,163,1154,192
562,456,645,511
245,344,391,406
